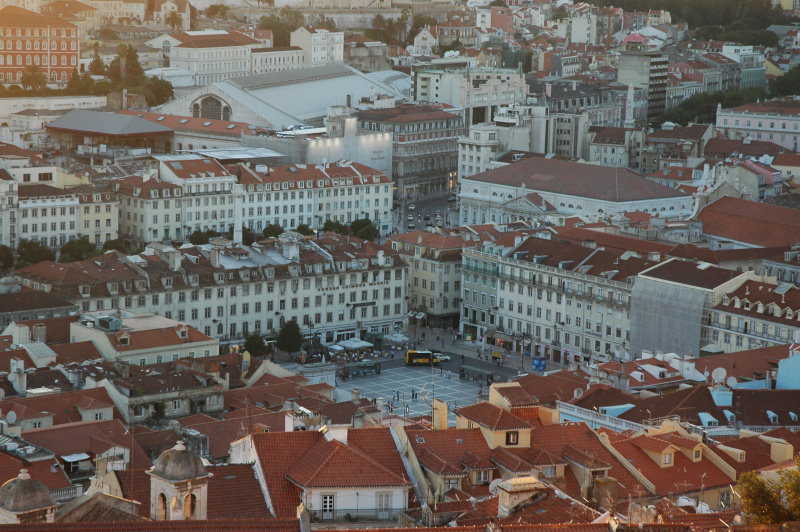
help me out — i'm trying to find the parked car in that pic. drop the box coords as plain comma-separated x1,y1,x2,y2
434,353,451,362
408,204,416,211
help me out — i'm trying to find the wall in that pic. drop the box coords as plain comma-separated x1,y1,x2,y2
0,96,107,121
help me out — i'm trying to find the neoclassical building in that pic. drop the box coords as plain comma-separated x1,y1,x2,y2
459,155,692,226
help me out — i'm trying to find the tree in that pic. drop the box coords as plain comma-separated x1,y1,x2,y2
226,226,255,245
166,10,183,31
21,66,46,91
16,239,54,267
657,86,766,125
322,220,348,235
262,224,284,238
351,218,377,241
205,3,229,17
408,14,437,44
276,319,304,354
89,49,105,75
189,229,217,245
59,237,98,263
737,469,796,524
107,44,145,86
97,28,118,40
243,333,267,357
142,76,174,106
0,245,13,271
489,0,507,6
258,7,305,46
294,224,314,236
102,239,129,253
772,64,800,97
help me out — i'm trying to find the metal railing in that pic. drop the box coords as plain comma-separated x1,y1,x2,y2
309,508,402,522
51,484,83,502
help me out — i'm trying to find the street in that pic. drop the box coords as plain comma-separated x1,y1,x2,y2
394,195,459,233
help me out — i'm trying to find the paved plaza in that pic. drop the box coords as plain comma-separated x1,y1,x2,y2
333,365,483,424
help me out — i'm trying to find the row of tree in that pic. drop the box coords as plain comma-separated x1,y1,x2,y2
188,218,378,246
586,0,795,30
0,237,130,271
656,86,767,126
1,45,173,107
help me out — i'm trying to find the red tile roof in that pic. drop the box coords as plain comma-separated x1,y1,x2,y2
0,520,301,531
697,196,800,247
456,402,532,430
406,428,493,478
23,419,151,468
0,388,120,427
467,156,686,202
0,451,72,491
184,412,287,459
515,370,590,405
639,258,739,289
248,431,324,517
286,438,409,488
116,464,270,520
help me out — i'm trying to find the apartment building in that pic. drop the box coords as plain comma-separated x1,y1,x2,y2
357,104,464,199
236,160,394,237
412,64,526,126
72,185,119,245
113,175,184,245
0,6,80,86
290,27,344,66
15,232,408,342
716,98,800,152
387,226,516,328
617,51,668,121
17,185,79,249
461,236,659,365
706,280,800,353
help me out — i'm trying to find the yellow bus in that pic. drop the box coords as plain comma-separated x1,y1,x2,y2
404,349,439,366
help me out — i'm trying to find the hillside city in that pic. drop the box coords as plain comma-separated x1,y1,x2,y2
0,0,799,528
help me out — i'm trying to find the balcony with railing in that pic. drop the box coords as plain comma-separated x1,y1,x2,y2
309,508,402,522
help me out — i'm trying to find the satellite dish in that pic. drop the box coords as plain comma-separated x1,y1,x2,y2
703,370,710,378
6,411,17,425
711,367,727,384
726,376,737,388
488,478,503,496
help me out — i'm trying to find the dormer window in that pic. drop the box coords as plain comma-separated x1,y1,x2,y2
694,449,701,460
744,301,750,310
118,333,130,346
756,302,764,313
177,326,188,339
662,452,673,465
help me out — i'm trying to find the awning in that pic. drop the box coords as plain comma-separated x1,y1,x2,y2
338,338,373,349
61,453,90,462
328,345,344,352
415,312,426,320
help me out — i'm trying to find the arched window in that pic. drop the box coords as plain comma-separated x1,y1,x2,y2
184,494,197,520
157,493,167,520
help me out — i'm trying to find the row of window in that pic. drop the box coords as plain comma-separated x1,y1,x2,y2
0,54,76,66
0,40,76,51
0,28,77,38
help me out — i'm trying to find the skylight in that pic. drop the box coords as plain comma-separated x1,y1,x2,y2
202,121,212,126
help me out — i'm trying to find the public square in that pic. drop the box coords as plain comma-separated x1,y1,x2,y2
333,364,484,424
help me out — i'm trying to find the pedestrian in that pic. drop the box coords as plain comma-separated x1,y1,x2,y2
461,354,465,364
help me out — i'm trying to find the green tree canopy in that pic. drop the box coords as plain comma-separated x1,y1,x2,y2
189,229,217,245
657,86,766,125
102,239,130,253
0,245,13,271
89,49,105,75
322,220,348,235
736,460,800,524
276,319,304,353
243,333,267,357
258,7,305,46
21,66,47,91
205,4,229,17
772,64,800,97
59,237,98,263
262,224,284,238
351,218,378,241
108,44,145,86
16,239,54,267
294,224,314,236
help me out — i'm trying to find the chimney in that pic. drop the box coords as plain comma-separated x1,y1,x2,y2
432,398,448,429
31,323,46,343
497,477,547,518
346,94,352,108
590,475,619,510
351,388,361,401
9,359,26,395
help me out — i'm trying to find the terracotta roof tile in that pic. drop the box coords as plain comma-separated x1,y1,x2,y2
456,402,532,430
697,196,800,248
286,439,409,488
